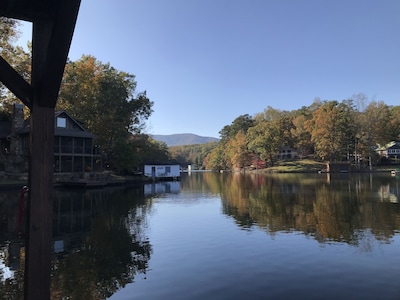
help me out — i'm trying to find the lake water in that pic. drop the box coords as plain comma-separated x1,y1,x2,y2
1,172,400,299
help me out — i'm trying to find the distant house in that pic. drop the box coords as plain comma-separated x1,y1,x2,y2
0,104,101,173
376,141,400,159
144,164,180,180
277,146,297,160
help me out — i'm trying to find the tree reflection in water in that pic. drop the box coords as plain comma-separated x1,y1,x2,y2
0,186,152,299
50,187,152,299
1,172,400,298
188,172,400,247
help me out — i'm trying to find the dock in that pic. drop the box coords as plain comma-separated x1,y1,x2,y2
55,178,126,189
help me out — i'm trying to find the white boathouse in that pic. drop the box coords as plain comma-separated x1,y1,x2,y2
144,164,181,180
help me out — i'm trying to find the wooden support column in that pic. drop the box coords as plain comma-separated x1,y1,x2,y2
22,18,54,300
0,2,81,298
24,102,55,299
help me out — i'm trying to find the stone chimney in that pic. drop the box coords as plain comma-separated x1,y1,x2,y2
10,103,25,155
5,103,29,173
12,103,25,130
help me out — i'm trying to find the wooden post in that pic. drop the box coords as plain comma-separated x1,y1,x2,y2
24,102,55,299
0,2,81,298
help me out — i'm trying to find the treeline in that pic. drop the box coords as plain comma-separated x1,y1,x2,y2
169,142,218,170
1,18,175,174
204,97,400,171
3,19,400,173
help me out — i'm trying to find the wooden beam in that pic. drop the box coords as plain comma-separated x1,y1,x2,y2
32,0,81,107
24,102,55,300
0,2,81,298
0,56,32,107
0,0,57,22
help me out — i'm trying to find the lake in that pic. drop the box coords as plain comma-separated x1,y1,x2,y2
1,171,400,299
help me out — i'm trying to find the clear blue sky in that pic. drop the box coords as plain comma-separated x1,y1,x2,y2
19,0,400,138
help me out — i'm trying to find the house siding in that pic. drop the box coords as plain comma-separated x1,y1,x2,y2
144,165,180,179
3,105,101,174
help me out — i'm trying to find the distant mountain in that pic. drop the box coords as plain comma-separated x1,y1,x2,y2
152,133,219,146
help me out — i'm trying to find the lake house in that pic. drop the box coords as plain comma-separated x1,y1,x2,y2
376,141,400,160
0,104,101,174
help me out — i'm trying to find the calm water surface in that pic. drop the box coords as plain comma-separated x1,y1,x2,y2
1,172,400,299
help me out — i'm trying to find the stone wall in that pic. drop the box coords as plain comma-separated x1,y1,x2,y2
6,104,28,173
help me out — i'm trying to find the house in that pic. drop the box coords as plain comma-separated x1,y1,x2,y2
144,164,180,180
376,141,400,159
277,146,297,160
0,104,101,173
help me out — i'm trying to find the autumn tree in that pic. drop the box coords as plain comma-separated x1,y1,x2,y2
0,17,20,65
389,106,400,141
219,114,254,141
305,100,355,161
291,106,314,158
355,101,391,167
225,131,252,169
169,142,218,170
0,18,31,113
363,101,391,146
204,143,229,171
247,110,294,166
58,55,153,169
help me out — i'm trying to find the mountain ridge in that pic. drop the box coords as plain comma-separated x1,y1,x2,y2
152,133,219,146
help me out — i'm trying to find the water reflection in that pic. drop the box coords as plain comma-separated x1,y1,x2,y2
188,172,400,247
0,172,400,298
0,186,153,299
144,181,180,195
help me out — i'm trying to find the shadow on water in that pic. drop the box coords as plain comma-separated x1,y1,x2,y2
0,185,154,299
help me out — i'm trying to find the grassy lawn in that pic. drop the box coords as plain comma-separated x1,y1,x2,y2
262,159,326,173
260,159,399,173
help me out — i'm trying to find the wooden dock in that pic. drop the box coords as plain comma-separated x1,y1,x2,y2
56,178,126,189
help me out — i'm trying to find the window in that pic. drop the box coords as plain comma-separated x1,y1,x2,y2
57,117,66,128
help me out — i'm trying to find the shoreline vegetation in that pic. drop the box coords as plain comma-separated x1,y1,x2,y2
249,159,397,173
0,159,398,190
253,159,326,173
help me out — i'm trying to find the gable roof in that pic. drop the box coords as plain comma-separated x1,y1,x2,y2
54,111,95,138
14,110,95,138
55,110,86,130
376,141,400,151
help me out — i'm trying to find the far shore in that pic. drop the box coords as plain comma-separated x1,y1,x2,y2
1,160,399,190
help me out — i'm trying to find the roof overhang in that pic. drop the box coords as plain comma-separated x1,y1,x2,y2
0,0,81,108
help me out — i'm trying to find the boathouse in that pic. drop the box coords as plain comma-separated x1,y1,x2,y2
144,164,181,180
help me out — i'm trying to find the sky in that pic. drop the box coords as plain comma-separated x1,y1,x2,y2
18,0,400,138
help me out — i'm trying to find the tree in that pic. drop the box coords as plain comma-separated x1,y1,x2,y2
356,101,390,167
58,55,153,169
389,106,400,141
291,108,314,158
219,114,254,141
0,17,20,63
113,134,170,174
246,111,295,166
204,143,229,171
305,100,355,161
0,18,31,114
225,131,252,169
169,142,218,170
